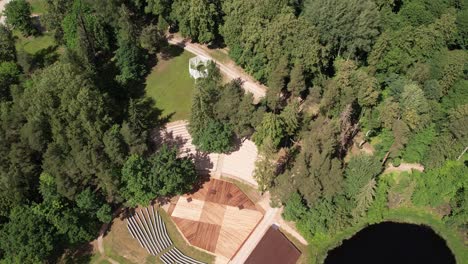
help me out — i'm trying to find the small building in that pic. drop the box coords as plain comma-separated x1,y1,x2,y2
189,55,211,79
245,225,301,264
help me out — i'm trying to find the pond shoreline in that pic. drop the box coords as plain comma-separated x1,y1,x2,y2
311,208,467,264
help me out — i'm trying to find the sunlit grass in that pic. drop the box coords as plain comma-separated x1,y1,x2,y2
145,46,195,121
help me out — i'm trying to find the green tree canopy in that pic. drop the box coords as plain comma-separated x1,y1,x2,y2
0,61,21,100
303,0,380,59
120,154,153,207
148,145,198,196
253,112,285,148
140,23,167,54
0,206,56,263
0,25,16,62
4,0,35,36
171,0,222,43
120,145,198,206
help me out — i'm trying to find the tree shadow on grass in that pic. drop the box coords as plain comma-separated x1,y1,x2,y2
160,45,184,61
17,45,59,74
31,45,59,69
56,243,94,264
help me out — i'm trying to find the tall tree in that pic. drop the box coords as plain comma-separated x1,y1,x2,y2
0,206,56,263
4,0,35,36
148,145,197,196
0,25,16,62
253,113,285,148
285,117,343,205
0,61,21,100
21,62,121,199
171,0,222,43
139,23,167,54
344,155,381,195
120,154,153,207
280,101,300,137
303,0,380,59
120,145,198,206
115,4,147,85
43,0,73,41
254,138,277,192
287,61,306,97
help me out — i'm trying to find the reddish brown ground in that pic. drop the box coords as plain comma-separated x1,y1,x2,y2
245,226,301,264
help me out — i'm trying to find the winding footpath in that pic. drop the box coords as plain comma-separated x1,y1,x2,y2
167,34,267,102
94,223,119,264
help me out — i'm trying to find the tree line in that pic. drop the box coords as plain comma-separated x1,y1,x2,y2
181,0,466,261
0,0,195,262
0,0,466,263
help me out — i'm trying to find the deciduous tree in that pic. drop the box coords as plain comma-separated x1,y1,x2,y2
0,206,56,263
0,25,16,62
4,0,35,36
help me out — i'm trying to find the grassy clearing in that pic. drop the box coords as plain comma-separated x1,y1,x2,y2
27,0,47,14
89,253,112,264
145,46,195,121
102,216,152,264
14,31,55,54
158,208,215,264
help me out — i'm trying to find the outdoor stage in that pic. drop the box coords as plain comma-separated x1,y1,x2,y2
164,178,264,259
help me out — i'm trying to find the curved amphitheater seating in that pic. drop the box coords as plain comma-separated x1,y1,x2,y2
126,205,173,256
160,248,206,264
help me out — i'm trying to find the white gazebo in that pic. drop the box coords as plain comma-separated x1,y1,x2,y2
189,55,211,79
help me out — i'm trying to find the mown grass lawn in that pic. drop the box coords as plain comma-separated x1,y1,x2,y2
14,31,55,54
27,0,47,15
145,46,195,121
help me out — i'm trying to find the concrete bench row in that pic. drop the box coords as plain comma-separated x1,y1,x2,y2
126,205,172,255
160,248,206,264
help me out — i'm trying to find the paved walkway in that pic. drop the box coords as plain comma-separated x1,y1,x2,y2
167,34,267,102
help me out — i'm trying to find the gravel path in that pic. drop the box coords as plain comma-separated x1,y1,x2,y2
384,163,425,174
167,34,267,102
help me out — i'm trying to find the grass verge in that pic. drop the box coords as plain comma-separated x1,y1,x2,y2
102,216,152,264
280,228,310,264
145,46,195,121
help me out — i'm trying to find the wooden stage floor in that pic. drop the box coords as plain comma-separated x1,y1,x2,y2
165,178,263,259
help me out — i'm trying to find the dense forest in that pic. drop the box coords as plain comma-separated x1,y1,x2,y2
0,0,466,263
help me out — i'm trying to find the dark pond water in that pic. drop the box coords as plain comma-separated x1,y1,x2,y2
324,222,456,264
